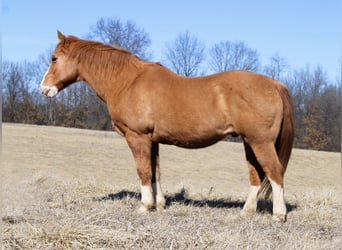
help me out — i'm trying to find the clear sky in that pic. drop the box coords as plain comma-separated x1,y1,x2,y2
2,0,341,81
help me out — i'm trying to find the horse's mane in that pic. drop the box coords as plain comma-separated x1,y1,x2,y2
63,36,142,77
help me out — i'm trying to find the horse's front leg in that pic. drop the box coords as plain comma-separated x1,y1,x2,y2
151,143,166,212
125,130,155,212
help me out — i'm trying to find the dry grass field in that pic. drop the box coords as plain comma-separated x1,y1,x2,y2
2,123,341,249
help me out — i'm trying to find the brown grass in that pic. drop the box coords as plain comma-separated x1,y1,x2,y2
2,123,341,249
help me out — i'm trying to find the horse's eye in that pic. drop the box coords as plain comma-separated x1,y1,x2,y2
51,56,58,63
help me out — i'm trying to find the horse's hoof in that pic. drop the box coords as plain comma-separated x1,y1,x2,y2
138,205,150,214
273,214,287,222
156,206,166,213
156,202,166,213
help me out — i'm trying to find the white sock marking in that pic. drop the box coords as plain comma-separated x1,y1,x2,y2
242,185,260,213
140,184,154,209
153,182,165,210
269,178,286,217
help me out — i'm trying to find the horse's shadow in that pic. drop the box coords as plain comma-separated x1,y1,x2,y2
96,188,297,214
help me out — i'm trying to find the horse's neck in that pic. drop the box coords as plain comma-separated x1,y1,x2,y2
78,60,141,103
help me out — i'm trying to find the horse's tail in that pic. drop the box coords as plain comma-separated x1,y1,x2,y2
258,83,295,199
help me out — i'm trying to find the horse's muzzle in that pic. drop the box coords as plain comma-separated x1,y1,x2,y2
40,85,58,98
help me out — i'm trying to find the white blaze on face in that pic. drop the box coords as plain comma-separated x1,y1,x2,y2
40,66,59,98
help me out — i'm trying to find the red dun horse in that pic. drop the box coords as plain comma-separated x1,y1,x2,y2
40,31,294,221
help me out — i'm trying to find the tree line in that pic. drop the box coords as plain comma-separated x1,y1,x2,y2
2,17,341,152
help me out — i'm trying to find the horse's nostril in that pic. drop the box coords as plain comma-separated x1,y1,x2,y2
40,86,47,95
40,86,48,96
40,86,58,98
47,86,58,97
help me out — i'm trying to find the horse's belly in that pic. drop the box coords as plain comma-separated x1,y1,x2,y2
151,106,235,148
158,136,223,148
153,127,232,149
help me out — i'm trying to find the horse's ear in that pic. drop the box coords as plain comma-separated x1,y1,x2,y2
57,30,65,42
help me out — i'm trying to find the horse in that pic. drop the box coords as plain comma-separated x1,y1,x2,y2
40,31,294,221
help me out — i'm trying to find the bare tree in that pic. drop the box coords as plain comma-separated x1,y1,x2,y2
2,62,24,122
264,53,289,80
208,41,260,72
285,65,340,151
319,84,341,151
1,60,10,100
88,17,152,60
2,61,44,124
164,31,205,76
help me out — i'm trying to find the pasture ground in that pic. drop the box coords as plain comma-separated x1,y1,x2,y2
2,123,341,249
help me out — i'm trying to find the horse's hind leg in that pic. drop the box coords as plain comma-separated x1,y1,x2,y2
241,142,265,217
250,142,287,221
151,143,166,212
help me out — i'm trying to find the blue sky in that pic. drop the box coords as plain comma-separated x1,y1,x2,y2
2,0,341,80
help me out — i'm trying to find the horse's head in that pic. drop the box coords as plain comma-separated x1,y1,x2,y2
40,31,80,98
